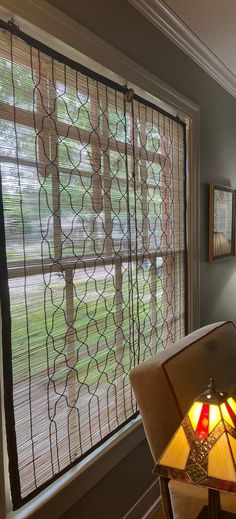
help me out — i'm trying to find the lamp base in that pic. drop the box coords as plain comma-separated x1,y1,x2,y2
208,488,221,519
197,506,236,518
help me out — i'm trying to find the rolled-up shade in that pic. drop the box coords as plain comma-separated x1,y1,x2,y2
0,20,186,509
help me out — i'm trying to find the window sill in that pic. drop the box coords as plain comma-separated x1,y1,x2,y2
7,416,144,519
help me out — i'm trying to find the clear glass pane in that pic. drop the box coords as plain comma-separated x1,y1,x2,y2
58,137,92,172
1,163,53,261
56,81,92,131
0,121,36,161
0,58,34,111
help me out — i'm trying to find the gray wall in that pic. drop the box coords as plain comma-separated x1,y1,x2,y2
61,440,156,519
46,0,236,516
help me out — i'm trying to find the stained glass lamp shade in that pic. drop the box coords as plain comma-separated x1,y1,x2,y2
154,379,236,493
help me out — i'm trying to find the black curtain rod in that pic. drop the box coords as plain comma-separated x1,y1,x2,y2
0,18,186,127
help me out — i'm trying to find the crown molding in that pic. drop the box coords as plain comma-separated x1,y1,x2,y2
0,0,198,118
129,0,236,98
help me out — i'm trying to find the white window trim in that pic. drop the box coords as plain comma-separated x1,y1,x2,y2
0,1,200,517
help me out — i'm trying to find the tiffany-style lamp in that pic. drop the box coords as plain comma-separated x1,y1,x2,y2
154,379,236,519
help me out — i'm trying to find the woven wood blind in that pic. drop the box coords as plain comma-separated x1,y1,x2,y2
0,21,186,509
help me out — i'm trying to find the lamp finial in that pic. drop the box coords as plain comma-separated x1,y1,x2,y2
208,378,216,391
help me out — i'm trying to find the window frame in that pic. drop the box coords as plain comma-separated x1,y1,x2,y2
0,2,200,517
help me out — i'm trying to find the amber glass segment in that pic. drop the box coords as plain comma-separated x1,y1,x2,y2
159,425,190,470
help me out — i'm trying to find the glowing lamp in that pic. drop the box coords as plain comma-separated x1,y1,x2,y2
154,379,236,518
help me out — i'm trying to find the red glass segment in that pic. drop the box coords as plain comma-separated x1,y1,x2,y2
225,402,236,428
195,403,209,439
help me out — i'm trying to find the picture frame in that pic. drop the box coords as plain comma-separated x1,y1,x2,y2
209,184,236,262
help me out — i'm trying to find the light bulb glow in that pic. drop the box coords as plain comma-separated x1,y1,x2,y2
209,404,221,432
221,403,235,428
227,397,236,416
188,401,202,430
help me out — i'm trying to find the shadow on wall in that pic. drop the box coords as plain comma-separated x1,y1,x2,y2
201,259,236,326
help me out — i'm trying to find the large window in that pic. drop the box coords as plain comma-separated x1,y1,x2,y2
0,21,186,509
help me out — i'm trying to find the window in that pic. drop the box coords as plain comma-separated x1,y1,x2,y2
0,21,186,509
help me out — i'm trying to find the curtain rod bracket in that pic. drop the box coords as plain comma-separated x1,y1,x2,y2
125,88,134,103
7,18,19,34
176,113,184,124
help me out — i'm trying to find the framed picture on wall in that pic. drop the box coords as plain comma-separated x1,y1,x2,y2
209,184,236,262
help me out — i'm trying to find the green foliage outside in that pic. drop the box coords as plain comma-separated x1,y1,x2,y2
10,270,163,386
0,56,164,390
